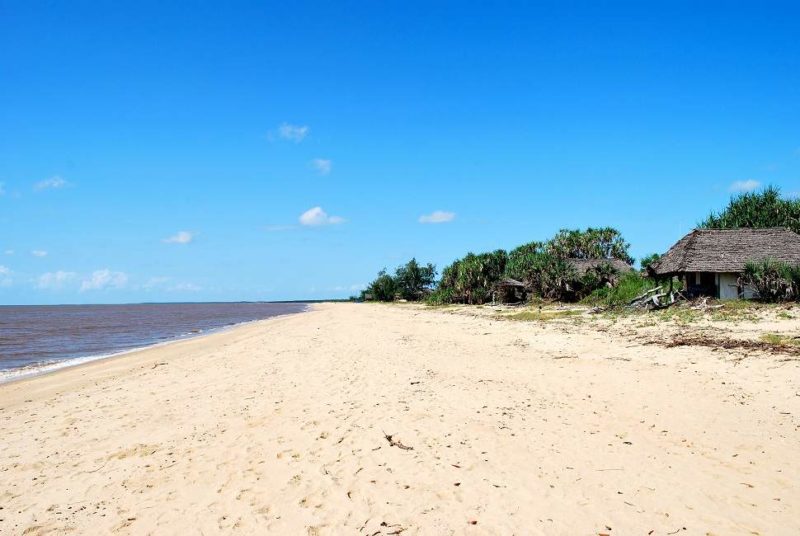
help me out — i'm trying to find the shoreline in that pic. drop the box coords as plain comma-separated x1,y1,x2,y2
0,304,310,386
0,307,311,407
2,302,798,534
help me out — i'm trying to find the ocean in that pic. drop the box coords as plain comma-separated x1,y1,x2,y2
0,302,308,383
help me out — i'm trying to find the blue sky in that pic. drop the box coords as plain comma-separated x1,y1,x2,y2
1,1,799,304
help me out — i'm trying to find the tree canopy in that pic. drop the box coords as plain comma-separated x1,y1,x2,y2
362,269,397,302
547,227,633,264
359,187,800,306
361,259,436,302
639,253,661,271
363,227,636,304
394,258,437,300
436,250,508,304
700,186,800,233
431,227,634,304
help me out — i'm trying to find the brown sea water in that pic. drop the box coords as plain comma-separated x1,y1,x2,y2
0,302,307,382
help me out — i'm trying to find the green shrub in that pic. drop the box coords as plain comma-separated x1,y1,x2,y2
581,271,665,307
740,258,800,302
425,288,456,306
361,270,397,302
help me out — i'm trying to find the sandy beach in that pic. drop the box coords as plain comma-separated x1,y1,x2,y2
1,302,799,535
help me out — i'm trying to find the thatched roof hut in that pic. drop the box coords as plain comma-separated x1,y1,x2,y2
650,228,800,275
650,227,800,299
495,277,526,289
492,278,526,304
567,258,633,276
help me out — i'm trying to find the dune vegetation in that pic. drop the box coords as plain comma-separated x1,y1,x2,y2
359,187,800,307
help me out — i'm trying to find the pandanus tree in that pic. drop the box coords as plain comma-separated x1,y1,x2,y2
740,259,800,302
505,241,546,283
547,227,634,264
537,255,579,300
408,227,638,305
701,186,800,233
438,249,508,304
504,229,632,301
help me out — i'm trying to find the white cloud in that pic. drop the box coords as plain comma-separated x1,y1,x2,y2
162,231,194,244
299,206,345,226
31,250,48,257
80,269,128,292
419,210,456,224
312,158,332,175
36,271,77,290
729,180,761,193
278,123,309,142
0,265,10,287
34,175,69,191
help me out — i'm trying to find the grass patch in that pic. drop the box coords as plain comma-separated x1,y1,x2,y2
650,300,762,324
761,333,800,346
710,311,758,322
503,309,584,322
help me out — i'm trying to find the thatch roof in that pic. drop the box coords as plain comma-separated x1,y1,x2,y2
495,278,526,288
567,258,633,275
650,228,800,275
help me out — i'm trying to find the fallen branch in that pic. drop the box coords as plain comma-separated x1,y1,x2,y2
382,432,414,450
627,287,683,311
629,286,663,305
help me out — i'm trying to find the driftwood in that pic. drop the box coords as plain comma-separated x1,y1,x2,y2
383,432,414,450
645,334,800,357
627,286,682,311
628,286,663,305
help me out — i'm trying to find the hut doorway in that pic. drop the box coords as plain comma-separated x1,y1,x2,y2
492,279,527,305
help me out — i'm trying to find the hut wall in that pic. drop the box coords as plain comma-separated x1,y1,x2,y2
742,284,759,300
718,273,740,300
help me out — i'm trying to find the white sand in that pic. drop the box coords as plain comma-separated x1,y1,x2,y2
1,303,799,535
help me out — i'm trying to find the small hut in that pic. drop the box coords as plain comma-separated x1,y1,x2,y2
492,278,527,304
649,227,800,299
